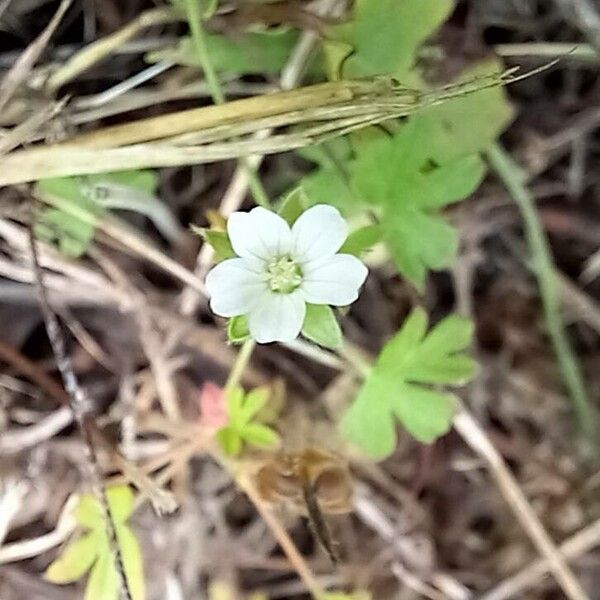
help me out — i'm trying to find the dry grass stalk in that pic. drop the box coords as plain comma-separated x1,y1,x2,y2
453,406,590,600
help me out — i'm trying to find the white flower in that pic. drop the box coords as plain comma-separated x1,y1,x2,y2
205,205,368,344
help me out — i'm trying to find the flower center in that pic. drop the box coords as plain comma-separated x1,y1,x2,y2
266,256,302,293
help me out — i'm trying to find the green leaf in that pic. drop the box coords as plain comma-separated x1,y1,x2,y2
76,494,104,530
216,426,243,456
384,205,458,289
339,224,383,256
419,59,514,162
390,384,455,443
107,485,134,524
301,304,343,349
227,315,250,344
350,119,485,288
45,532,99,583
192,226,235,262
294,138,358,214
278,187,311,225
340,308,476,458
117,526,145,600
169,0,218,19
240,423,280,448
35,170,158,258
75,486,133,530
340,389,397,459
148,30,305,75
236,386,270,424
85,551,119,600
328,0,453,79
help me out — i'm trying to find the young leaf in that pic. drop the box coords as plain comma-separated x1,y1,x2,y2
240,423,280,448
227,315,250,344
45,532,99,583
106,485,134,524
85,551,119,600
235,387,270,425
192,226,236,262
216,426,243,456
340,308,476,458
301,304,343,349
199,382,228,429
116,525,145,600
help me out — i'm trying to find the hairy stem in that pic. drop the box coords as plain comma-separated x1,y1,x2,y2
225,338,256,394
487,142,597,440
183,0,271,208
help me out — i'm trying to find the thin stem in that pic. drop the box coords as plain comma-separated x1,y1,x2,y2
487,142,597,440
225,338,256,394
28,217,132,600
183,0,271,208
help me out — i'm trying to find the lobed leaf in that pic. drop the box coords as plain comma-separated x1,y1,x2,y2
328,0,453,79
341,308,476,458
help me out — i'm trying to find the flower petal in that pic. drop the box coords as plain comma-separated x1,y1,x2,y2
228,207,292,260
248,290,306,343
301,254,368,306
292,204,348,263
206,258,266,317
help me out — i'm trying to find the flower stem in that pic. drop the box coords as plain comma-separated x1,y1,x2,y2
487,142,598,440
182,0,271,209
225,338,256,394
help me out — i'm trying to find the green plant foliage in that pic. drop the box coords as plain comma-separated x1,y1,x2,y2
339,224,383,257
35,170,159,257
301,304,343,349
192,225,236,262
147,30,312,75
418,59,515,162
227,314,250,344
351,118,486,287
277,186,312,225
340,308,476,458
46,486,144,600
170,0,218,19
216,387,280,456
327,0,453,79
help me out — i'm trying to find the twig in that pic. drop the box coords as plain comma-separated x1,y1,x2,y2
46,6,180,92
27,216,132,600
0,0,73,112
0,99,67,157
0,495,78,564
481,517,600,600
0,479,28,545
236,472,326,598
486,143,598,440
554,0,600,55
453,406,590,600
0,406,73,453
494,42,598,62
